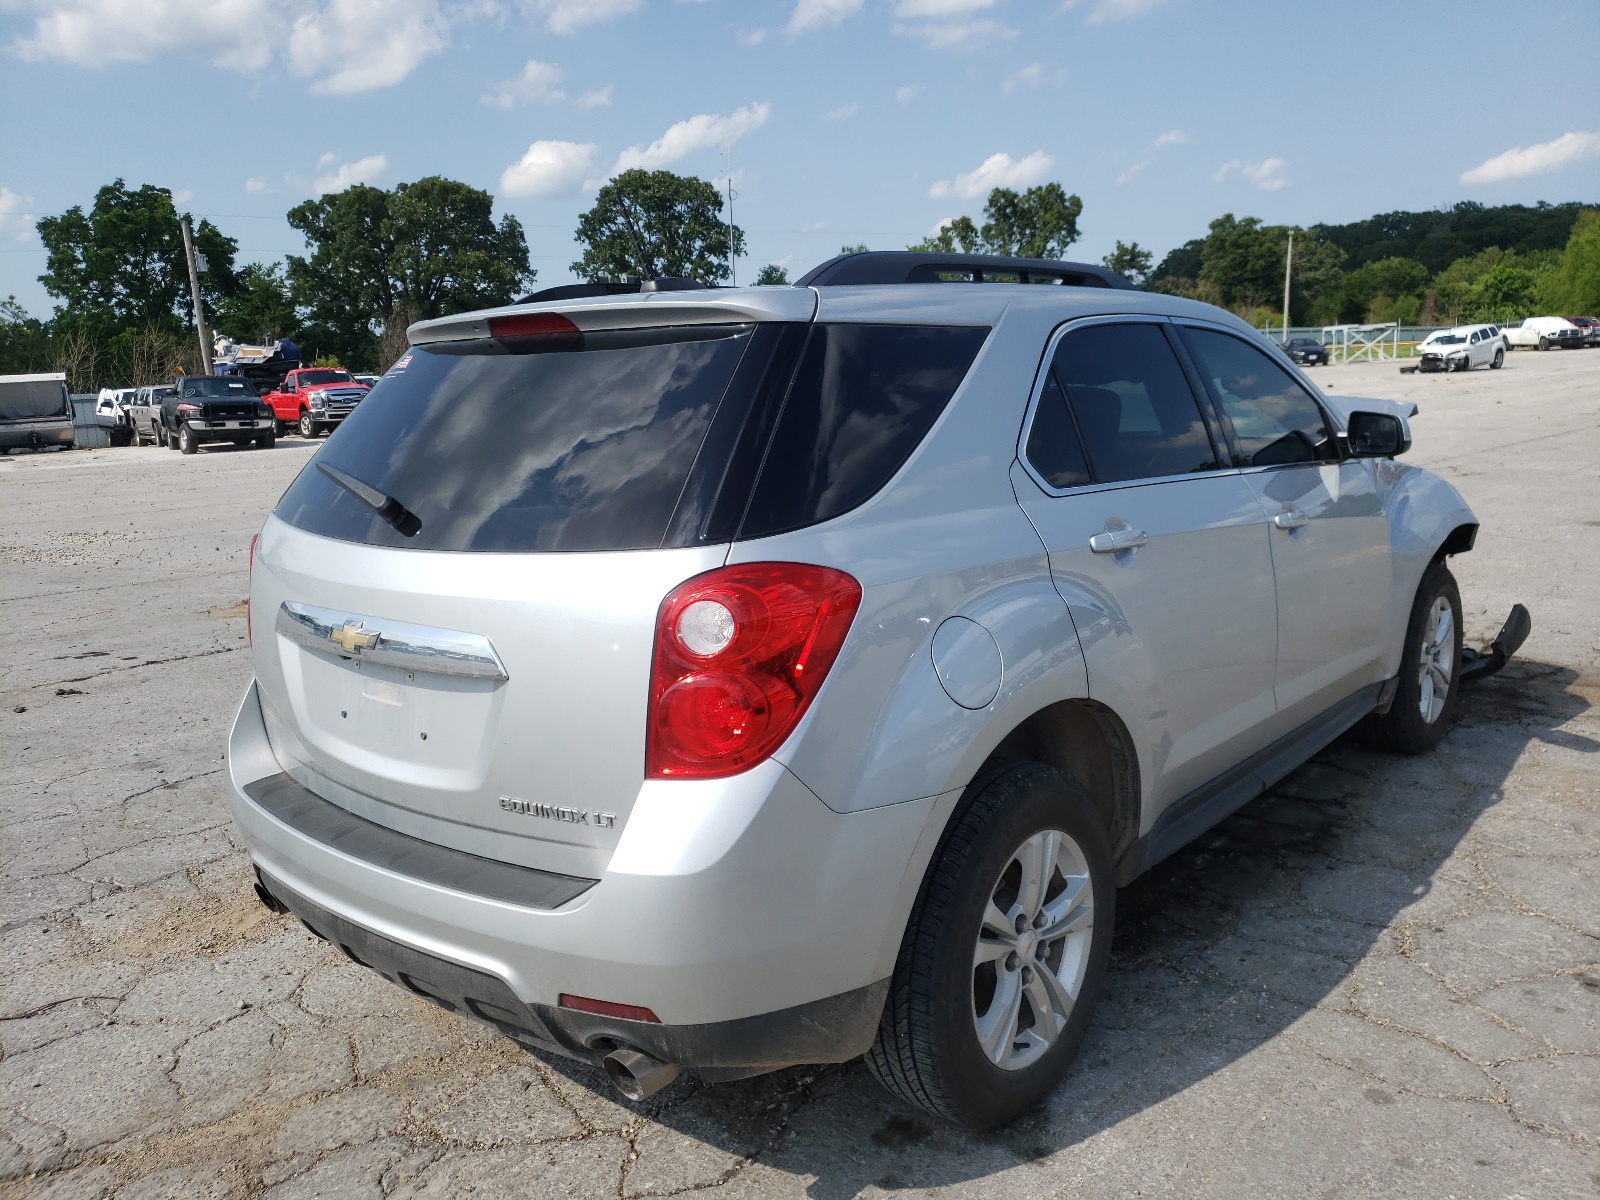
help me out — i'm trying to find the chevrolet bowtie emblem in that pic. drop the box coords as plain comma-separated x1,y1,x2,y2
329,621,379,654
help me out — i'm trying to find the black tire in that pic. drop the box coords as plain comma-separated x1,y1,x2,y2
1359,561,1463,755
1539,336,1550,351
255,431,275,448
178,424,198,455
165,427,178,450
299,411,317,438
274,418,287,437
866,762,1114,1129
1491,347,1504,369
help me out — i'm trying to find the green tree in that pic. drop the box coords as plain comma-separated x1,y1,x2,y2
288,176,533,370
1540,208,1600,314
572,169,742,285
754,264,790,285
1333,256,1428,324
0,297,51,374
35,179,236,334
1197,215,1344,321
839,242,870,255
911,184,1083,259
1102,240,1153,285
213,263,298,344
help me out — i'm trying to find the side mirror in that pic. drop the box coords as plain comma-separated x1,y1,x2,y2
1344,410,1409,458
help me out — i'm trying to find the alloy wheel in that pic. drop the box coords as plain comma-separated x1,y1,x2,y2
1417,595,1454,724
972,828,1094,1071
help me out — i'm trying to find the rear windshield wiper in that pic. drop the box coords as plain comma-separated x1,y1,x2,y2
317,463,422,537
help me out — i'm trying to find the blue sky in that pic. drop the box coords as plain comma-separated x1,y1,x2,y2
2,0,1597,317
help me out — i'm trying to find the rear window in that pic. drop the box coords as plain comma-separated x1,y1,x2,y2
737,324,989,538
274,327,754,553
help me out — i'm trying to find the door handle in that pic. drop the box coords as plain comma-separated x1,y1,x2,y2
1089,528,1148,554
1272,509,1310,530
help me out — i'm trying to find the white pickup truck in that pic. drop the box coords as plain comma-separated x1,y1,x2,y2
1504,316,1584,350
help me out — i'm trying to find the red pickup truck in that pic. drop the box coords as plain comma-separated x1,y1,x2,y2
261,368,371,439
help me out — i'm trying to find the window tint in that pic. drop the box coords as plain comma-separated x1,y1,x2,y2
181,377,259,398
274,328,753,552
738,323,989,538
1178,326,1336,467
1048,322,1217,484
1024,370,1091,489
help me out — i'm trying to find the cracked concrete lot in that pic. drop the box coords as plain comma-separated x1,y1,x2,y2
3,349,1597,1199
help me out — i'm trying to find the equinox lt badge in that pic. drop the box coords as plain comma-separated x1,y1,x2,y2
500,796,616,828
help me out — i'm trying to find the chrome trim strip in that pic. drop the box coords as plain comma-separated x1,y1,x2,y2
275,601,509,681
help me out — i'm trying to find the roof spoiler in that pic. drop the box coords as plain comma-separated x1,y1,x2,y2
794,251,1136,290
512,277,707,305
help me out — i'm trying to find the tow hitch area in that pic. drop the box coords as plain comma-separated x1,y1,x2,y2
1461,604,1532,684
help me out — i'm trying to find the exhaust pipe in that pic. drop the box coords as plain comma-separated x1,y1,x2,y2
603,1047,681,1101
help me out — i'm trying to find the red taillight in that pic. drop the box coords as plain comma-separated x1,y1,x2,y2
558,994,660,1023
247,534,258,646
487,312,581,339
646,562,862,780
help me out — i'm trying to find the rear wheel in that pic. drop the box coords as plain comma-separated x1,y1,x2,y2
299,411,316,438
1359,561,1462,755
866,762,1113,1129
1491,348,1504,369
178,424,198,455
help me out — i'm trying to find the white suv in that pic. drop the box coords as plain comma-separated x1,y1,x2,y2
1416,324,1504,372
228,252,1522,1128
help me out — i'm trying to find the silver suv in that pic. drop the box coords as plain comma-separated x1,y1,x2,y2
228,252,1516,1129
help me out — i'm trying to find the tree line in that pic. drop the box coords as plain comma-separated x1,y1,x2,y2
3,177,1595,390
1149,201,1600,329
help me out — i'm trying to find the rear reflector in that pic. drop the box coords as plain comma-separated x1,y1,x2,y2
558,994,661,1023
488,312,581,339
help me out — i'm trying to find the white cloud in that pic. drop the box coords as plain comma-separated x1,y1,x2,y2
894,17,1013,47
895,84,920,105
314,153,389,195
929,150,1054,199
523,0,644,35
1153,128,1187,148
288,0,449,94
245,177,269,194
13,0,287,71
1461,131,1600,185
787,0,863,33
172,189,193,203
1212,157,1289,190
499,140,598,198
894,0,995,14
612,102,771,175
480,59,611,109
1115,159,1150,185
827,102,859,120
317,151,338,167
0,187,37,242
1004,63,1042,92
926,216,957,237
1085,0,1164,24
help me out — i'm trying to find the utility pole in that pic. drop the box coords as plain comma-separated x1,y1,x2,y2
725,147,736,287
1281,228,1294,345
181,218,213,374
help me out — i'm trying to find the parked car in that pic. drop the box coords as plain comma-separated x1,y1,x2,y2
1504,316,1584,350
1564,316,1600,347
229,252,1524,1130
1282,337,1329,366
159,375,275,454
0,371,74,450
129,384,176,446
1415,324,1505,372
261,367,370,438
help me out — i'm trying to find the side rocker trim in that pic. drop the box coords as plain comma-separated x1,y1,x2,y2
1114,679,1390,886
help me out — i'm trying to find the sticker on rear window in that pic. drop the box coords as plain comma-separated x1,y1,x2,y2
387,354,412,375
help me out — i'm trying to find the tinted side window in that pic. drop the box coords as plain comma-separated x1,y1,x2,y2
1050,322,1218,484
739,323,989,538
1024,370,1091,489
1178,326,1336,467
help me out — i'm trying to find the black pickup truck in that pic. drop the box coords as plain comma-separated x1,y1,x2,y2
159,376,276,454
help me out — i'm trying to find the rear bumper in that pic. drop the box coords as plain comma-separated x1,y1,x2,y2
226,680,933,1071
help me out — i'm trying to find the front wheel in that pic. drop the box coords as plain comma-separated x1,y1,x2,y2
254,431,275,449
1539,336,1550,351
866,762,1114,1129
1359,561,1463,754
178,424,198,455
1491,348,1504,369
299,411,317,438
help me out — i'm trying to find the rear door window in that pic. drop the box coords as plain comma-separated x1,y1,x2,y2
274,327,755,552
1044,322,1219,484
737,323,989,538
1177,326,1337,467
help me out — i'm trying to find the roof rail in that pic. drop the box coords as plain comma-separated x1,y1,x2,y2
794,251,1135,290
